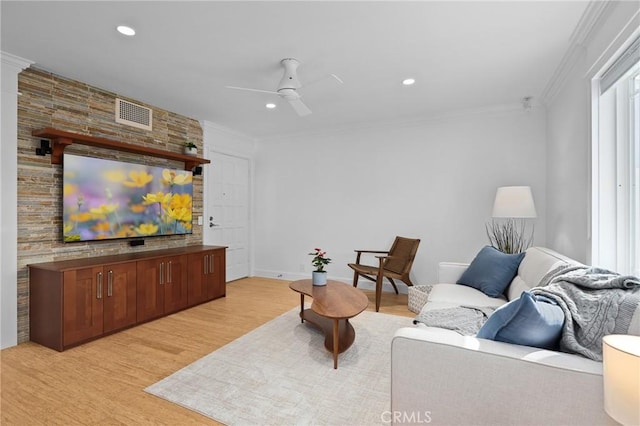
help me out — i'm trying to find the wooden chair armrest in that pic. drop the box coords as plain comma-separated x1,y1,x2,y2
353,250,389,265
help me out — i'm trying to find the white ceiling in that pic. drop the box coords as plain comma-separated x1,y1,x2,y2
1,1,590,140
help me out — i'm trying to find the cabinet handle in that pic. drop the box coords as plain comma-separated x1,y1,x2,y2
97,272,103,299
159,262,164,285
168,261,172,284
204,254,208,275
107,270,113,297
209,254,214,273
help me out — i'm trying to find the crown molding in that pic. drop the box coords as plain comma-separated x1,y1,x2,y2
540,1,613,105
1,51,33,71
258,101,539,143
585,8,640,79
569,0,611,46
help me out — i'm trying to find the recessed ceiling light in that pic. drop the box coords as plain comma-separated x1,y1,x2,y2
116,25,136,36
402,78,416,86
265,103,276,109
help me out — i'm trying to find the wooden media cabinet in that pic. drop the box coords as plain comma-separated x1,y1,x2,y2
28,245,226,351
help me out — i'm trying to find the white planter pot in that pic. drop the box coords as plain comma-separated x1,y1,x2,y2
312,271,327,286
184,147,197,156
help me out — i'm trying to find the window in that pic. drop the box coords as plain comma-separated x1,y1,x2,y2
592,37,640,276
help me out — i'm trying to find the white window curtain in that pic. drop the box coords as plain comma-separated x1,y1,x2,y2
593,36,640,276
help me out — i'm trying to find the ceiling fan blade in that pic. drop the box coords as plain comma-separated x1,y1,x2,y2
287,98,312,116
302,73,344,89
224,86,280,95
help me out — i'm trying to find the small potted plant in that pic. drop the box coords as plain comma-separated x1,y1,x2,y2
309,248,331,286
184,141,198,156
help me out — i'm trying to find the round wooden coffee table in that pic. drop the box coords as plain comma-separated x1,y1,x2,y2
289,279,368,369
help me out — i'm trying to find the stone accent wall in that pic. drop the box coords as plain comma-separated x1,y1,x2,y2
16,68,204,343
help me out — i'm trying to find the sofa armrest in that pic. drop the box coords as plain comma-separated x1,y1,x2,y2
437,262,468,283
391,327,608,426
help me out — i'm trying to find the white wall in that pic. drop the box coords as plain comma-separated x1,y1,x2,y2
545,54,590,262
545,1,640,264
1,52,32,349
253,107,547,288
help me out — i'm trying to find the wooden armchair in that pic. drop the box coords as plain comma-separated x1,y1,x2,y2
348,236,420,312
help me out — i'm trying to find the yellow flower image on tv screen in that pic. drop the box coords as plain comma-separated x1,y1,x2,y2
62,154,194,242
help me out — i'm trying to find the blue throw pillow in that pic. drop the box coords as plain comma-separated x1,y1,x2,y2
456,246,525,297
476,291,565,350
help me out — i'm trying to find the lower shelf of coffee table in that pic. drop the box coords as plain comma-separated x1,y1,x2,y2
299,309,356,354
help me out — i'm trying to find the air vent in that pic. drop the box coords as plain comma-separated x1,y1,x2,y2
115,98,152,131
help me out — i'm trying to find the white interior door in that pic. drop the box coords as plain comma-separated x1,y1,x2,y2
205,151,250,281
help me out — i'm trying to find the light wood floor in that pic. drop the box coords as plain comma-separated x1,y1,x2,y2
1,277,413,425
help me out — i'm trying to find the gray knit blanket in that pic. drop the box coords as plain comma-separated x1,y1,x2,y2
531,265,640,361
414,306,495,336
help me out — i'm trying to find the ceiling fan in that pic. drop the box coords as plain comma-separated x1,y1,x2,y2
225,58,342,117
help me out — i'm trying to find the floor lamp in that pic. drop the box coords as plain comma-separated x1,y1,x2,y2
486,186,537,254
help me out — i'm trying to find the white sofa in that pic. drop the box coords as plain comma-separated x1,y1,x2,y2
391,247,639,426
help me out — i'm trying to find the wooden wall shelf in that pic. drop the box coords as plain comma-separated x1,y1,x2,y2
32,127,210,171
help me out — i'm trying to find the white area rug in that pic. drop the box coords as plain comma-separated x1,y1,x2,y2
145,308,413,425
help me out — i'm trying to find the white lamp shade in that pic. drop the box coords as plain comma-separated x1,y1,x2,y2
492,186,537,218
603,335,640,426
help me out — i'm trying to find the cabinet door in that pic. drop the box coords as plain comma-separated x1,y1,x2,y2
103,262,137,334
164,255,188,314
187,253,208,305
63,267,104,347
136,258,164,322
206,251,225,300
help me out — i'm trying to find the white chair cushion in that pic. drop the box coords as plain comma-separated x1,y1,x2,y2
420,300,468,312
428,283,507,308
507,276,529,301
517,247,576,289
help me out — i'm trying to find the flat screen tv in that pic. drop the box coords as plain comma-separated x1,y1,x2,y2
62,153,193,242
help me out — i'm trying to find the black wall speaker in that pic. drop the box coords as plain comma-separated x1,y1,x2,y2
35,139,52,156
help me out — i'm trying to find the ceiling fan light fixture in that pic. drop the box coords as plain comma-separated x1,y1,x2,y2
226,58,322,117
116,25,136,36
402,78,416,86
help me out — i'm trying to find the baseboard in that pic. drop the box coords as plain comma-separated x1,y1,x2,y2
251,270,409,294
